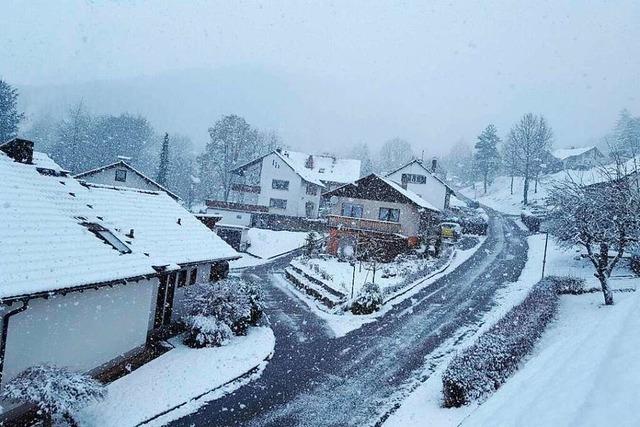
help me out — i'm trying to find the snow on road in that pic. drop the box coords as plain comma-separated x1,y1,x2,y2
384,233,547,427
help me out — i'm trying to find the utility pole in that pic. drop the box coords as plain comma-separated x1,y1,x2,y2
541,231,549,280
350,261,356,299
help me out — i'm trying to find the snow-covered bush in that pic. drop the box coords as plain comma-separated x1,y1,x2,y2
183,315,233,348
1,364,106,425
351,282,383,315
442,279,558,407
182,276,264,348
547,275,586,294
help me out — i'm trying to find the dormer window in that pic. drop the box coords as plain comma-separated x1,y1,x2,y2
115,169,127,182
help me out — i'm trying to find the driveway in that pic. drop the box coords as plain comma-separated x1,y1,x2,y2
169,212,528,426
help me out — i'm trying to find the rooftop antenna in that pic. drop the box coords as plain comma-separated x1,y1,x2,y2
421,150,424,162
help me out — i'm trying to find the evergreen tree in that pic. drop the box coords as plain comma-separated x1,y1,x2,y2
157,132,170,186
0,79,25,142
473,124,501,194
52,102,94,173
349,142,375,176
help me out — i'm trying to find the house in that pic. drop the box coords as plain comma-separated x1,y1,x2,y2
322,174,440,260
199,200,269,251
385,159,456,210
228,149,361,219
0,139,237,416
552,146,605,170
74,157,180,200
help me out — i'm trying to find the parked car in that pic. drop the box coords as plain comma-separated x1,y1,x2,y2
440,222,462,239
467,200,480,209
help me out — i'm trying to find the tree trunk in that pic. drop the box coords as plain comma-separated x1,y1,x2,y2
483,171,488,194
523,175,529,205
510,174,514,195
597,243,615,305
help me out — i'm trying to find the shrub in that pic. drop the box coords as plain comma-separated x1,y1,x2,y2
1,365,106,425
183,315,233,348
182,276,264,348
351,282,383,315
520,212,541,232
442,279,558,407
547,275,586,294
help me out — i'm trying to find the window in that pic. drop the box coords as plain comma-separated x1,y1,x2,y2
115,169,127,182
269,198,287,209
401,173,426,184
318,168,326,173
379,207,400,222
272,179,289,190
189,267,198,285
177,269,188,287
81,222,132,254
306,183,317,195
341,203,363,218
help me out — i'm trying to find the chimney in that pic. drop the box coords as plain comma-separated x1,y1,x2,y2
431,158,438,173
305,155,314,169
0,138,34,164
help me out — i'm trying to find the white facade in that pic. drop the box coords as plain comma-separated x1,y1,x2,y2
386,161,452,210
230,150,360,219
233,152,322,218
205,208,253,227
1,278,157,389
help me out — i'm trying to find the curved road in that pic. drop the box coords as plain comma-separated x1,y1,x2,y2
170,212,528,427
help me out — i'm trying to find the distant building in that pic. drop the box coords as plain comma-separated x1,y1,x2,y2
552,146,605,170
228,149,361,218
385,159,456,210
322,174,440,260
75,157,180,200
0,138,237,418
199,200,269,251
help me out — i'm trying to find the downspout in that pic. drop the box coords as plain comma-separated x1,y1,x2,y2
0,300,29,385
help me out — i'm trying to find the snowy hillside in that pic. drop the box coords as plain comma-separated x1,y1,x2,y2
460,160,638,215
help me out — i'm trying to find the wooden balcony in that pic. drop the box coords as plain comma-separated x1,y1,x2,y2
327,215,402,235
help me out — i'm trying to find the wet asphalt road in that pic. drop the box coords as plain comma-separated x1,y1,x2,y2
169,212,528,427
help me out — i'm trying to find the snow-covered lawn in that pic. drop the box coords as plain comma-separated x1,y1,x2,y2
77,327,275,427
230,228,312,269
385,234,638,427
460,176,549,215
464,290,639,427
290,251,451,299
277,236,486,338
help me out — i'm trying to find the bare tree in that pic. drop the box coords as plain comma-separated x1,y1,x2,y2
507,113,553,205
547,166,640,305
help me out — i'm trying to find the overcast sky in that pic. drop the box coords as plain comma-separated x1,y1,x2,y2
1,0,639,155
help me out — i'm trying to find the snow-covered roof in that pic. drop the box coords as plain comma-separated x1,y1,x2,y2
233,150,361,187
74,160,180,200
552,146,598,160
0,152,156,299
379,176,440,211
386,159,456,195
276,150,361,186
0,151,238,300
84,183,238,267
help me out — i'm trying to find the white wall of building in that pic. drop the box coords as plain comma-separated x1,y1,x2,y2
205,208,252,227
1,278,158,390
257,153,321,218
80,166,161,192
387,163,448,210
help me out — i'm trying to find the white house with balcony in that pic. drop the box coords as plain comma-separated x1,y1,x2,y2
228,149,361,218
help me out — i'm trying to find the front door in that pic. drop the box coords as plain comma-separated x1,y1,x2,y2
153,271,177,329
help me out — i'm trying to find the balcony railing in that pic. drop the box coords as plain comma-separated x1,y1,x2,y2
327,215,402,235
231,183,261,194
